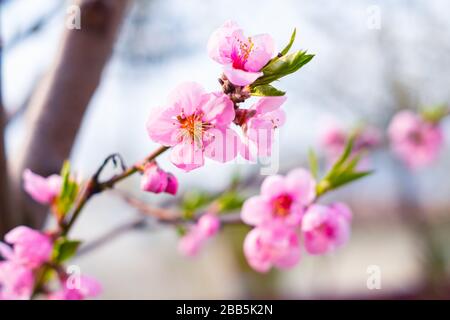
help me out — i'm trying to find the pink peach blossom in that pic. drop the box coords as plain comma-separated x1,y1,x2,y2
388,110,443,169
0,261,34,300
23,169,62,205
243,226,300,273
208,21,274,86
241,168,316,228
140,162,177,195
240,96,287,160
0,226,53,269
301,203,352,255
48,275,102,300
321,124,381,166
146,82,239,171
178,213,220,257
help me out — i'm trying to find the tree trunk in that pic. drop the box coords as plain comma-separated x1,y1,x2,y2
0,37,11,235
10,0,131,229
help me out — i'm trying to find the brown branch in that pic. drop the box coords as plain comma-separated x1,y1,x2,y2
76,189,244,257
62,146,169,235
10,0,132,229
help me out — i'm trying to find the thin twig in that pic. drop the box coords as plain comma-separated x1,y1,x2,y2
61,146,169,235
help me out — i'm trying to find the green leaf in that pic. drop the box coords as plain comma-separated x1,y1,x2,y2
421,104,449,124
181,191,214,219
316,136,373,197
330,171,373,190
216,191,245,212
176,225,187,236
324,136,355,181
281,28,296,56
52,237,81,263
252,50,314,87
308,148,319,179
250,84,285,97
55,161,79,217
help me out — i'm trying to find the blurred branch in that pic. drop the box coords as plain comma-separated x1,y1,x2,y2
10,0,132,229
77,189,243,257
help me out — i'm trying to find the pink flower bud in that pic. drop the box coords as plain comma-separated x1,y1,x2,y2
140,163,168,194
178,214,221,257
165,173,178,195
197,213,220,237
177,231,204,257
22,169,62,205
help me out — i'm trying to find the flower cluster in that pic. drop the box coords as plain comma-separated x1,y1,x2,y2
146,21,313,171
241,168,352,273
0,170,101,300
0,226,52,299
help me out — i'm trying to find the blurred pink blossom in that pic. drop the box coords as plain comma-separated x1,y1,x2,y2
388,110,443,169
241,168,316,228
48,275,102,300
146,82,239,171
302,203,352,255
0,261,34,300
22,169,62,205
0,226,52,269
140,163,178,195
243,226,300,273
178,213,220,257
208,20,274,86
321,123,381,167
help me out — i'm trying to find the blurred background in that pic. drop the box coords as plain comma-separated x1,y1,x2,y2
1,0,450,299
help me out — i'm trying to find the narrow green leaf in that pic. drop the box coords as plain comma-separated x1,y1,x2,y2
308,148,319,179
280,28,296,56
330,171,373,190
324,136,355,181
252,50,314,87
52,237,81,263
250,84,285,96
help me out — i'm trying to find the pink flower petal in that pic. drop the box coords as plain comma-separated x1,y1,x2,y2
254,96,287,114
285,168,316,206
204,127,240,163
201,92,235,125
241,196,272,226
170,142,204,172
146,105,180,146
244,33,275,72
223,64,262,86
166,82,206,116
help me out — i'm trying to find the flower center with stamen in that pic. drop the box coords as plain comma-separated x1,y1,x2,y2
232,37,254,70
317,222,336,239
177,113,211,146
272,194,293,217
408,130,424,145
